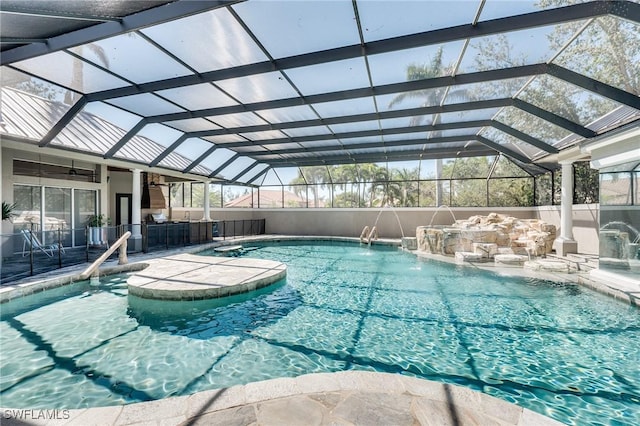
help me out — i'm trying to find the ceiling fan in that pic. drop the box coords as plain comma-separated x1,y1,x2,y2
35,160,96,180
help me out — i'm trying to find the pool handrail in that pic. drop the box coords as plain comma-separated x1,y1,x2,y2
79,231,131,280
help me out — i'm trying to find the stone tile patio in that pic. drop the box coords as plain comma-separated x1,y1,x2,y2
1,372,563,426
127,253,286,300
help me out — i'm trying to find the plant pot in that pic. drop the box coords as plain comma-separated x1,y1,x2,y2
88,227,108,246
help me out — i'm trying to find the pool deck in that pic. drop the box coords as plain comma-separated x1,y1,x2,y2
127,253,286,300
0,371,562,426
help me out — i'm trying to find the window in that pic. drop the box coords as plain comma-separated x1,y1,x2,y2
13,184,97,247
601,172,632,205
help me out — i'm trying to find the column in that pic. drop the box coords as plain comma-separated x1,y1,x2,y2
202,181,211,221
130,169,142,251
553,161,578,256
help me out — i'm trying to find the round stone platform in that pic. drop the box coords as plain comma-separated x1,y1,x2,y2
127,253,286,300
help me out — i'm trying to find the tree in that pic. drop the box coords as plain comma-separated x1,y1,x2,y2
468,0,639,205
389,167,419,207
573,161,599,204
65,43,110,104
388,47,469,206
291,166,329,208
358,163,389,207
538,0,639,97
442,157,490,206
331,164,360,207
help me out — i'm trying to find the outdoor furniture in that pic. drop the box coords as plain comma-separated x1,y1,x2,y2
21,230,65,257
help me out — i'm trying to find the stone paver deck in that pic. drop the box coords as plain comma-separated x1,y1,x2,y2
127,253,286,300
0,372,562,426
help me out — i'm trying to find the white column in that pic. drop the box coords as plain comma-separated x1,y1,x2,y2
202,181,211,221
131,169,142,241
560,162,574,240
553,161,578,256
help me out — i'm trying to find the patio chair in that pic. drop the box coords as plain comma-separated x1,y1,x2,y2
21,230,65,257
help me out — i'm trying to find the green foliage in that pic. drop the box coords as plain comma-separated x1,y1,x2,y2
87,214,110,227
573,161,599,204
285,158,542,207
2,201,17,221
15,80,63,100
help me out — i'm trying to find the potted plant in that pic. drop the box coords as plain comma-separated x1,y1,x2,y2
2,201,16,222
87,214,111,246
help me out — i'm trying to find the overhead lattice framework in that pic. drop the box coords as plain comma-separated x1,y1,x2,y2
1,0,639,184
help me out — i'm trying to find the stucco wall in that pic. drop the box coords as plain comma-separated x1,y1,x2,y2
205,206,600,255
537,204,599,255
208,207,536,238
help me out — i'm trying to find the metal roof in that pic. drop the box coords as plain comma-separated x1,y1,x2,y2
1,0,639,183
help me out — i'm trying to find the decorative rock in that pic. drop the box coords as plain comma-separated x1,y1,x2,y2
599,257,630,270
473,243,498,259
494,254,529,267
443,229,463,254
401,237,418,250
523,260,570,272
416,213,556,259
455,252,488,263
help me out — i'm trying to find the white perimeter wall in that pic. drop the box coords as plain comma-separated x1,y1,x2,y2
203,206,599,255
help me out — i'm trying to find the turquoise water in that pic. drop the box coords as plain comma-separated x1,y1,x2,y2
1,241,639,425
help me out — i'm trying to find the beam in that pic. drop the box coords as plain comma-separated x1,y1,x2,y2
512,99,596,138
475,135,531,163
548,64,640,110
249,135,475,156
149,134,188,167
1,1,244,65
183,99,511,137
491,121,558,153
39,96,87,146
145,66,540,124
0,6,120,22
0,38,48,44
610,1,640,23
246,167,270,185
217,120,491,149
90,61,545,106
83,1,618,101
103,119,148,158
208,154,240,178
182,145,217,173
263,145,496,167
229,161,261,183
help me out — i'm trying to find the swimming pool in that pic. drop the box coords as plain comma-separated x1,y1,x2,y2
1,241,638,425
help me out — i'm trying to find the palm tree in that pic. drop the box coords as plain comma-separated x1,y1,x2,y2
65,44,110,104
390,168,419,207
289,166,329,207
332,164,360,207
388,47,469,206
358,163,389,207
289,174,307,206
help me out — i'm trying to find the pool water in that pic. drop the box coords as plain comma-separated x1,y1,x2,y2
1,241,639,425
